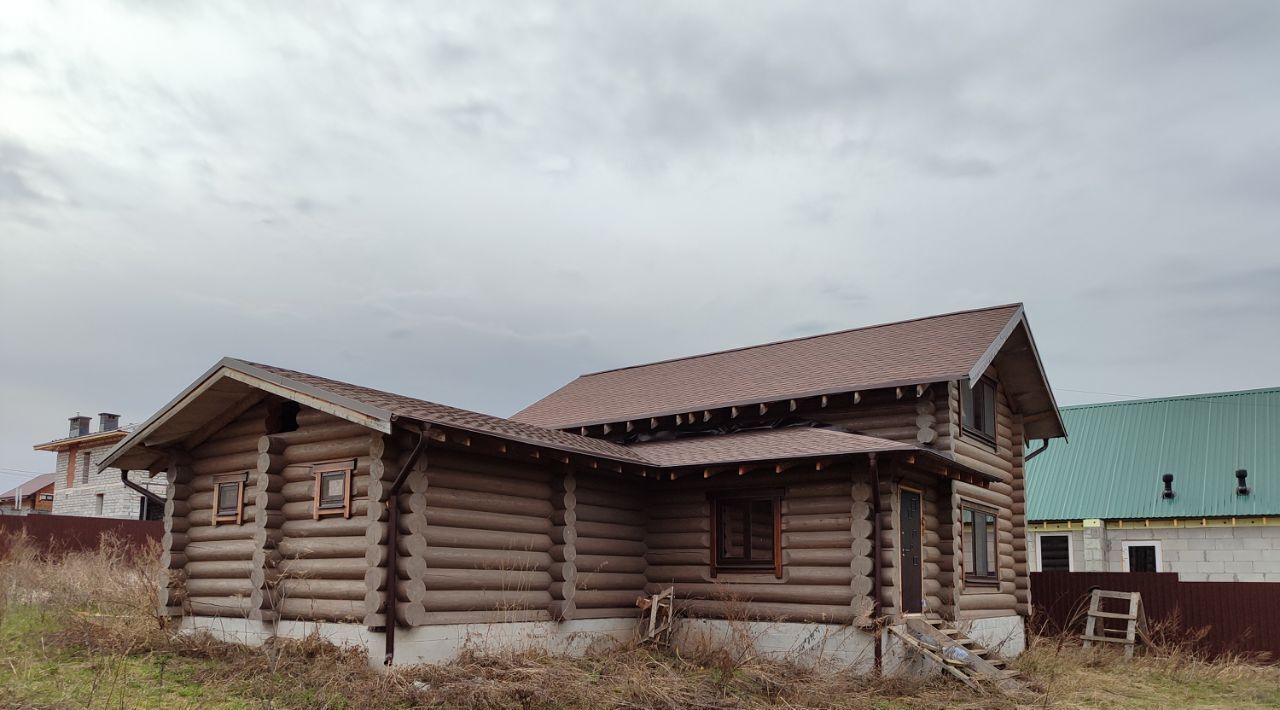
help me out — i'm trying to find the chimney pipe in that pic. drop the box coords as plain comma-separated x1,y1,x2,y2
1236,469,1250,496
99,413,120,432
1161,473,1175,499
68,415,90,438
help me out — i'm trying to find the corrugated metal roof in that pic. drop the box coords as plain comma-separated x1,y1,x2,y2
1026,387,1280,520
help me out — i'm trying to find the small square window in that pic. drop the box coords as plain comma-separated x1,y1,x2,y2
319,471,347,509
962,506,998,584
213,476,246,526
710,490,782,578
312,460,355,520
961,378,998,444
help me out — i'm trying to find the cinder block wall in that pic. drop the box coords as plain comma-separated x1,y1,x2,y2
51,444,168,519
1029,525,1280,581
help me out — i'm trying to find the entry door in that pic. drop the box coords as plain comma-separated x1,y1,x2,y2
898,489,924,614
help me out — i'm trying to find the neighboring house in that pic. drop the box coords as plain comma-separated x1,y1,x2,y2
32,413,167,519
99,303,1065,668
0,472,57,514
1025,387,1280,582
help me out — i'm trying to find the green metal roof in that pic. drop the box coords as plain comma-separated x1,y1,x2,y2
1026,387,1280,521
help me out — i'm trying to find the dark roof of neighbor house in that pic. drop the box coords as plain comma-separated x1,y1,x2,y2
1,472,57,501
514,303,1064,439
1026,387,1280,521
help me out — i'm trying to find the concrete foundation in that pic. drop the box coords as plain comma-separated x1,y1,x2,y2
180,613,1026,671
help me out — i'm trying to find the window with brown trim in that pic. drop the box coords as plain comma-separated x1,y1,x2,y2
213,473,247,526
709,489,782,578
960,377,997,444
961,505,998,585
312,460,355,520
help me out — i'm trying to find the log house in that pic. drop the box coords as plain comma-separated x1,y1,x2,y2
100,303,1064,667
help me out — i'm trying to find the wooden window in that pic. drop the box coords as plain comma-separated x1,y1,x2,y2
312,460,355,520
1122,541,1161,573
1037,533,1072,572
708,489,782,578
961,505,998,584
213,473,247,526
960,377,998,444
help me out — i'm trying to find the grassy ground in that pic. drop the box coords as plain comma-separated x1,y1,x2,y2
2,535,1278,709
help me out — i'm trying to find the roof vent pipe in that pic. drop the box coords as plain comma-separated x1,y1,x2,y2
1161,473,1175,499
1236,469,1250,496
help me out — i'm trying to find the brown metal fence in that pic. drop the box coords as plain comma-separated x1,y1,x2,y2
1032,572,1280,660
0,514,161,558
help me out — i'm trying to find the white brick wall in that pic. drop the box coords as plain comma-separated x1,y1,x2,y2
51,442,167,519
1029,525,1280,581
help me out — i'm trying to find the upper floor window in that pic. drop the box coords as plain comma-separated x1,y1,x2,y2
961,378,997,444
80,451,92,484
312,460,355,520
962,505,998,585
709,489,782,578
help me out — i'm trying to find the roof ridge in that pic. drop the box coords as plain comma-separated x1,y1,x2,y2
579,302,1023,378
1062,385,1280,410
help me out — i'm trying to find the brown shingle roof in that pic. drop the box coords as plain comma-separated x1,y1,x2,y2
237,361,648,464
627,428,915,468
514,304,1024,429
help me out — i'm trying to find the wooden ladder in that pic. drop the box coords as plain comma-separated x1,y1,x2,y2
887,615,1024,691
635,587,675,645
1081,590,1151,659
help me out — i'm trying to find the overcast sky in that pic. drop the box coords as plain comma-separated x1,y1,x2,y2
2,1,1278,483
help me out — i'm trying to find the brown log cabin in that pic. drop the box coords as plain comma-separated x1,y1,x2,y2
100,303,1064,668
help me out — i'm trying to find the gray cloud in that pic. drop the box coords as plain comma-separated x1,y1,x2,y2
1,0,1279,481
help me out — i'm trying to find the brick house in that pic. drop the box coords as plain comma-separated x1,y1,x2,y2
1026,387,1279,582
33,413,167,519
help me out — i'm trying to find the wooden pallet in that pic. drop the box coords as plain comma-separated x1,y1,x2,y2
635,587,674,645
887,616,1024,691
1081,590,1152,659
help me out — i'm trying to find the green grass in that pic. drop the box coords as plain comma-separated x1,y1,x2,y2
0,605,252,709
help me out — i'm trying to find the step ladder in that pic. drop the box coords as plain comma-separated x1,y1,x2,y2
887,615,1024,691
1081,590,1151,659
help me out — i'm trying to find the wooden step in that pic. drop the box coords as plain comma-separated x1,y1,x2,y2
1090,611,1137,620
1081,635,1133,644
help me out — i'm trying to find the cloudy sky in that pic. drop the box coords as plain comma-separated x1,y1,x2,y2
2,1,1278,483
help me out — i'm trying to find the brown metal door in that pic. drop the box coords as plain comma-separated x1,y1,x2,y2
899,490,924,614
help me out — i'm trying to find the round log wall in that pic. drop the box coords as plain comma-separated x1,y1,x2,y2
406,451,555,626
258,409,375,623
169,402,272,619
948,371,1021,620
572,474,647,619
645,468,864,624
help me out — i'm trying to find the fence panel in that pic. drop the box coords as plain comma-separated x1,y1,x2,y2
1032,572,1280,660
0,514,161,557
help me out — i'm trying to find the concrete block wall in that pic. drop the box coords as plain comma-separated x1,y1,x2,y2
51,444,168,519
1029,524,1280,581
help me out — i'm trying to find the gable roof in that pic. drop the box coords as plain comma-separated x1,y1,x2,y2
1,472,57,501
100,358,647,473
1026,387,1280,521
514,303,1065,439
98,358,997,486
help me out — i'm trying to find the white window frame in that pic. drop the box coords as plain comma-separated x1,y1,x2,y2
1121,540,1163,573
1035,532,1074,572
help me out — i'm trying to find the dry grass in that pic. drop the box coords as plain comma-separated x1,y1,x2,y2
1,532,1278,709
